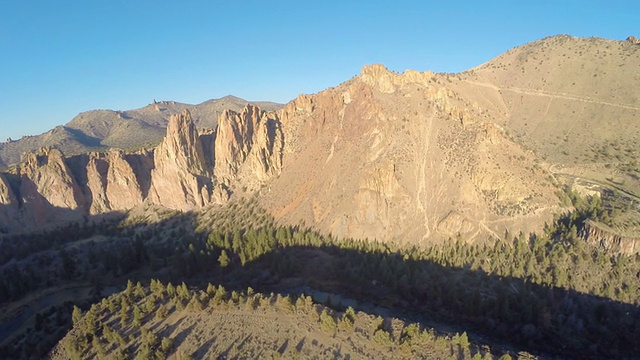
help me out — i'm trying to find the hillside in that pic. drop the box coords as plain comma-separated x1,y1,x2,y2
1,196,637,359
260,64,560,245
261,35,640,243
0,96,282,168
463,35,640,235
50,282,510,360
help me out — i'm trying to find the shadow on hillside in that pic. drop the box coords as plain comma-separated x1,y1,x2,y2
2,206,640,359
88,209,639,359
217,243,640,359
63,128,104,148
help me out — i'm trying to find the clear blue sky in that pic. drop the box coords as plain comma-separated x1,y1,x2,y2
0,1,637,141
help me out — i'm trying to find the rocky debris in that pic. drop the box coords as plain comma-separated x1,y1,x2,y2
148,110,212,211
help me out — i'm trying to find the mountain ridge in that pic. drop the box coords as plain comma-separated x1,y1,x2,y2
0,34,638,246
0,96,283,168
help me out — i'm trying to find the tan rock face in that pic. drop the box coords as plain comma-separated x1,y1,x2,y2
19,148,85,211
214,105,283,189
148,110,212,211
84,153,110,214
105,150,145,211
83,150,145,214
262,65,561,244
0,173,17,207
0,102,288,230
584,221,640,254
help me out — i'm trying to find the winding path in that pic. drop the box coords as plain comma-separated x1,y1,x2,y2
463,80,640,111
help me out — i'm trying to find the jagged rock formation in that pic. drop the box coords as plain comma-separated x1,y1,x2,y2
0,173,18,232
0,106,285,231
214,105,284,189
80,149,146,214
148,110,212,211
0,96,282,168
19,148,85,211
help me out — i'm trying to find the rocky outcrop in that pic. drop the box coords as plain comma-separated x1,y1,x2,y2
0,173,17,208
14,148,86,227
148,110,212,211
583,220,640,254
214,105,283,188
626,35,640,45
0,102,290,232
19,148,85,211
83,149,145,214
0,173,19,232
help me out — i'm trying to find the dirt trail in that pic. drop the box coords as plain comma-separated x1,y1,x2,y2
464,80,640,111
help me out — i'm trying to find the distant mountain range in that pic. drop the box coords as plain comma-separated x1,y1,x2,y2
0,96,282,168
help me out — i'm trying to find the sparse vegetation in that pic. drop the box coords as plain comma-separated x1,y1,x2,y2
54,280,510,360
1,192,638,358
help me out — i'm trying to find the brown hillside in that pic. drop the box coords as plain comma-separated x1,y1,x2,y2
261,64,561,245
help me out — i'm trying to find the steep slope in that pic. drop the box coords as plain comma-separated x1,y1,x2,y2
258,35,640,244
147,110,212,211
262,65,560,244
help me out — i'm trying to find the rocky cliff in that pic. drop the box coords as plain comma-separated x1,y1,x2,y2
148,110,212,211
583,220,640,254
2,35,638,244
214,105,284,189
260,64,561,244
0,173,19,232
0,108,284,232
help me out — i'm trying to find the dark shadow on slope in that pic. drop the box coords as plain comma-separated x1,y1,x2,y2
209,244,640,359
63,127,104,148
193,337,216,358
1,205,639,359
124,152,154,199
